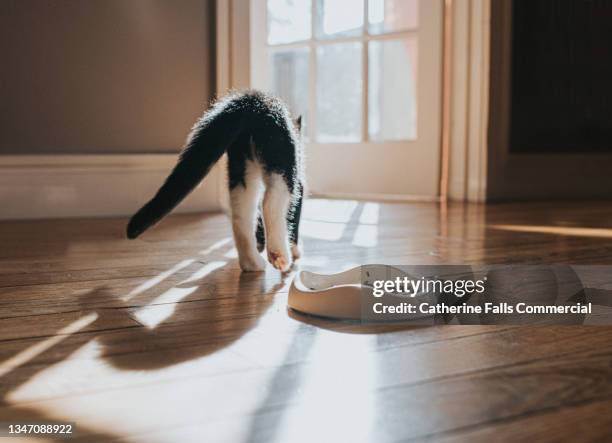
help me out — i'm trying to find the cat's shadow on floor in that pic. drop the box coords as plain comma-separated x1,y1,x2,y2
80,260,288,371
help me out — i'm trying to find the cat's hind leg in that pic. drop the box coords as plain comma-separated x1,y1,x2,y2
288,181,303,260
230,162,266,272
262,173,292,272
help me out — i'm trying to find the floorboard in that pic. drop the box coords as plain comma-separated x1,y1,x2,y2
1,199,611,442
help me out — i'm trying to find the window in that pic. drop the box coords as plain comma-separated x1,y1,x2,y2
250,0,442,198
265,0,419,143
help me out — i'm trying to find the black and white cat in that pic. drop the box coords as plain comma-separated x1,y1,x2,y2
127,90,304,272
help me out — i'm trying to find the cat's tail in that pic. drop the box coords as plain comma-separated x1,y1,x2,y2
126,101,245,239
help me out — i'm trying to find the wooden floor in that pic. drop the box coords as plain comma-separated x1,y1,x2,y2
1,199,612,442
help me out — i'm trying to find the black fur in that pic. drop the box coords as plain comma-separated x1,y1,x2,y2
126,90,303,240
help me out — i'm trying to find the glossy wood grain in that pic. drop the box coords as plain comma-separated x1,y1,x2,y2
0,199,611,442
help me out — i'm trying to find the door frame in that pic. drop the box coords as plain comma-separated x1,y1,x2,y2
446,0,490,202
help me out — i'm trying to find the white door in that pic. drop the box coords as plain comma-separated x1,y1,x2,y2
251,0,443,199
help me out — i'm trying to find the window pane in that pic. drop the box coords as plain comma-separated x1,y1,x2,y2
316,42,363,142
316,0,364,39
368,38,417,141
368,0,418,34
267,0,312,44
268,48,310,134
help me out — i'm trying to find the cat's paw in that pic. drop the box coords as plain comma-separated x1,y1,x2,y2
291,243,302,260
239,254,266,272
267,248,291,272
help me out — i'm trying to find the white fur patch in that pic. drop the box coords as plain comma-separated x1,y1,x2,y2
230,159,266,271
262,173,292,271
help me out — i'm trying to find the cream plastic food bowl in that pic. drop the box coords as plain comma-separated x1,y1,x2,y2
288,265,439,321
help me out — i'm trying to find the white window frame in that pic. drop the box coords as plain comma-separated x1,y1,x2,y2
253,1,419,145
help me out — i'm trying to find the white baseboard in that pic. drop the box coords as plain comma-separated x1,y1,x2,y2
0,154,223,220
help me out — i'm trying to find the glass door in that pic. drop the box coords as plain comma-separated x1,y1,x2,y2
251,0,442,198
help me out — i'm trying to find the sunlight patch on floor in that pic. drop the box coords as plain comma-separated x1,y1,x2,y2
301,219,348,241
133,261,226,328
352,224,378,247
123,259,195,301
303,199,359,223
272,334,378,442
200,237,232,255
298,254,332,267
133,287,199,328
180,261,227,285
359,202,380,225
0,313,98,378
5,339,263,442
224,247,239,258
5,303,309,442
491,224,612,238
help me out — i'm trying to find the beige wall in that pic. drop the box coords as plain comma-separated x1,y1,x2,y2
0,0,215,154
